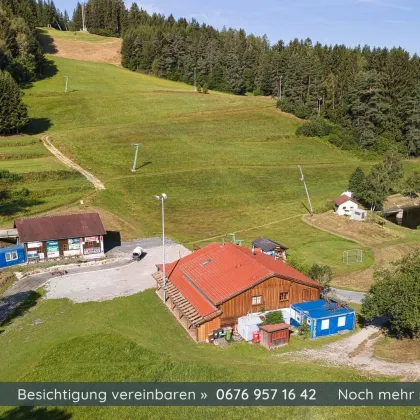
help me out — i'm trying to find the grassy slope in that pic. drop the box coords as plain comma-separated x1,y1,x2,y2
0,290,415,420
0,136,92,223
23,42,380,277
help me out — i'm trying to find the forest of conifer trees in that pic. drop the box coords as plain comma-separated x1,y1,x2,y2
75,0,420,156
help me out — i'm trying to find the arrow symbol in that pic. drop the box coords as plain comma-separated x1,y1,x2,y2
201,392,207,399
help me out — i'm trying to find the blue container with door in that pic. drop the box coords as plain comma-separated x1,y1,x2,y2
0,244,26,268
290,299,355,339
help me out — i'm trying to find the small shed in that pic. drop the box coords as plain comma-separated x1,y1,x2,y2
0,244,26,268
260,323,290,349
252,237,288,260
237,314,262,341
351,209,368,221
290,299,355,339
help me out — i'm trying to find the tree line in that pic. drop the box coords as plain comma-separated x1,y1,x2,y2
74,1,420,156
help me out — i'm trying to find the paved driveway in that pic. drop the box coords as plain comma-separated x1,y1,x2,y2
45,240,190,303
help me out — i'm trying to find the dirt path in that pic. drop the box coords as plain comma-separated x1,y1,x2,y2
42,136,105,190
280,327,420,380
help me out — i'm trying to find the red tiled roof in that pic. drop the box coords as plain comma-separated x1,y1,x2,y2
14,213,106,242
260,323,289,333
157,243,321,318
334,195,359,206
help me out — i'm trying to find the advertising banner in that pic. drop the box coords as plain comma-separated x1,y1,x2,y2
27,250,40,260
68,238,81,250
84,247,101,255
85,236,99,243
64,250,81,257
27,242,42,249
46,241,59,258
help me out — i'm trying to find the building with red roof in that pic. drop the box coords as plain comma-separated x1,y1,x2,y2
334,194,360,216
153,242,321,342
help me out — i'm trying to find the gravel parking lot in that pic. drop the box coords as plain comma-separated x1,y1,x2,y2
45,238,190,303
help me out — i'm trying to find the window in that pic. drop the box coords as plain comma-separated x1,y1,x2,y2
251,296,262,305
85,241,97,248
321,319,330,330
62,244,69,251
5,251,18,262
290,308,296,320
296,313,301,322
307,318,311,325
337,316,346,327
279,292,289,301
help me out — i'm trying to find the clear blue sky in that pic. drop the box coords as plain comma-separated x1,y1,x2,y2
54,0,419,54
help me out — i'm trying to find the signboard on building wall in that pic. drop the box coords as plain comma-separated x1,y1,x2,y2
85,236,99,242
27,250,40,260
27,242,42,249
68,238,81,250
84,247,101,255
46,241,59,258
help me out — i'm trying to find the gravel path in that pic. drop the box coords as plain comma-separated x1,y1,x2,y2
281,327,420,380
42,135,105,190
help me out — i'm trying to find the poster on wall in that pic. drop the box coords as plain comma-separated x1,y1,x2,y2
84,236,99,242
27,250,40,260
68,238,81,251
27,242,42,249
84,247,101,255
46,241,59,258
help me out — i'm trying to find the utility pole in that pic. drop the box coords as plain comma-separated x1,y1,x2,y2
194,67,197,92
298,165,313,215
155,194,168,303
278,75,283,101
131,143,142,172
64,76,70,93
81,2,87,32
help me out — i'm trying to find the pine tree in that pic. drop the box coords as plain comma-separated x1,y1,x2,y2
348,167,366,200
0,70,28,134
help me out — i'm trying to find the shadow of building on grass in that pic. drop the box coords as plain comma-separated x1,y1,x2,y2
104,231,121,253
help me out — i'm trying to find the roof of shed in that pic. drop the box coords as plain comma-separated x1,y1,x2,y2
252,237,288,251
14,213,106,242
0,244,24,253
291,299,355,318
334,195,360,206
157,243,321,319
260,323,289,332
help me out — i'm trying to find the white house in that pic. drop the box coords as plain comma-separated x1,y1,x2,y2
334,194,360,216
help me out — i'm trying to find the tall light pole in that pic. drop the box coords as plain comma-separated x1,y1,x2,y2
155,194,167,303
131,143,142,172
64,75,70,93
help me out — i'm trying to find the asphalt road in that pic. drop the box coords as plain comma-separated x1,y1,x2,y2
332,288,366,304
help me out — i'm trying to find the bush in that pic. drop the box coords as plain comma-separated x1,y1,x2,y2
298,321,310,339
0,170,22,183
197,84,202,93
259,311,284,326
296,118,332,137
202,83,209,94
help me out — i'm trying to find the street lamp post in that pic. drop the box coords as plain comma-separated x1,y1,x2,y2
155,193,167,302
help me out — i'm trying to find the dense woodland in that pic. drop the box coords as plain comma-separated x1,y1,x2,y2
71,0,420,156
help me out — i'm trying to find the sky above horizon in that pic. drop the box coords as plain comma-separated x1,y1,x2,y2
53,0,419,54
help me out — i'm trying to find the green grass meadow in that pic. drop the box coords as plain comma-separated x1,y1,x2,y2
21,44,389,276
1,29,419,420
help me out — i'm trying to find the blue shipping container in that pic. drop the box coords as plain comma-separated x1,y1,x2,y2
0,244,26,268
290,299,355,339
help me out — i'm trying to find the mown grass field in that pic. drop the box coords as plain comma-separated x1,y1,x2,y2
0,290,416,420
0,136,92,225
0,29,419,420
19,29,408,279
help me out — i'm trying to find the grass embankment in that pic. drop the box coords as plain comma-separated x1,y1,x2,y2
0,136,92,226
20,30,392,278
0,289,414,420
374,336,420,363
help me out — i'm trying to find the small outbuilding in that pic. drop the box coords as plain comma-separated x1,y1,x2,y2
14,213,106,262
334,194,360,216
351,209,368,221
0,244,26,268
252,237,288,260
237,314,263,341
260,323,290,349
290,299,355,339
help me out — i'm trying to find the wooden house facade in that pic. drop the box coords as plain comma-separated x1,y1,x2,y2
154,243,322,342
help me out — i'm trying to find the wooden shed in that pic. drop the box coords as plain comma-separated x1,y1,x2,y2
153,242,321,342
260,323,290,349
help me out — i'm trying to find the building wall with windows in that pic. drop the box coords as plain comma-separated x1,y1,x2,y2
0,244,26,268
218,276,320,328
